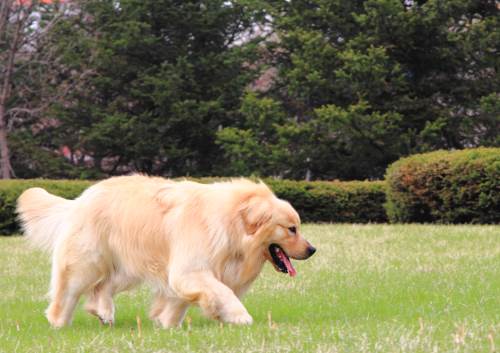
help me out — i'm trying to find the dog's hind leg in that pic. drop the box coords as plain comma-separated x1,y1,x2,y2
46,260,101,328
149,294,189,328
84,287,100,318
170,271,253,325
85,272,139,326
85,280,115,326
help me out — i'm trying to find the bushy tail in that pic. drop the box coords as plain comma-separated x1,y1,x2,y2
17,187,73,253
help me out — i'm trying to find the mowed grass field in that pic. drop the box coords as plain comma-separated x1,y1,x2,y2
1,224,500,353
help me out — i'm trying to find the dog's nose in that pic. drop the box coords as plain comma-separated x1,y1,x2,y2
307,246,316,257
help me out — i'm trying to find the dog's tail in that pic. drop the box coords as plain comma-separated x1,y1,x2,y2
17,187,73,253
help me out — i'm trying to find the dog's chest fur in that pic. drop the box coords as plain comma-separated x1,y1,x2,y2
220,250,265,297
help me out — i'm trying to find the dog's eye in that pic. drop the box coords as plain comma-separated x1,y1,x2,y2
288,226,297,234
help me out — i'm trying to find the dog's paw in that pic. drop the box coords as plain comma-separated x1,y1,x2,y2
47,317,67,329
157,319,183,329
85,304,114,326
222,310,253,325
97,314,114,326
46,306,68,328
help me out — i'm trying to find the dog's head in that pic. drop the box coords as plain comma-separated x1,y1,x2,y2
239,185,316,277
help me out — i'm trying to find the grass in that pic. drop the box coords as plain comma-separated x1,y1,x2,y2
1,224,500,352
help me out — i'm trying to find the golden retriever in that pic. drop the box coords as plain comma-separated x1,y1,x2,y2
16,175,316,328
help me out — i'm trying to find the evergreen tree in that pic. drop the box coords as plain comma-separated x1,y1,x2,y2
51,0,265,176
218,0,499,180
13,0,498,180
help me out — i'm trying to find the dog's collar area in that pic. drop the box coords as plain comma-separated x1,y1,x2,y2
269,244,297,277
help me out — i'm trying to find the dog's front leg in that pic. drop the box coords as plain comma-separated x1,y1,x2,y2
170,271,253,325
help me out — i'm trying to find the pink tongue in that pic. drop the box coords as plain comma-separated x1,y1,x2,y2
277,248,297,277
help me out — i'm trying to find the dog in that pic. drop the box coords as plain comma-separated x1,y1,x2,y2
17,175,316,328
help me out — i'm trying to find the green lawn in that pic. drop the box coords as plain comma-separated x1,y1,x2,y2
1,224,500,353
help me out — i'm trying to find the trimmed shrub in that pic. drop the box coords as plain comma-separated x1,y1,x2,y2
385,148,500,223
0,177,386,235
264,179,387,223
0,179,93,235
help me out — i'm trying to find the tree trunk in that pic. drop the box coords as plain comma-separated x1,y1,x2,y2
0,103,12,179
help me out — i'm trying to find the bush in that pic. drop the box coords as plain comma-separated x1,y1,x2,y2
0,179,93,235
385,148,500,223
264,179,387,223
0,177,386,235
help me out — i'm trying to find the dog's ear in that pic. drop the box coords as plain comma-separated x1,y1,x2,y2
240,196,273,235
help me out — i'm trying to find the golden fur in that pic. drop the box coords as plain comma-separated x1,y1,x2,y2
17,175,314,328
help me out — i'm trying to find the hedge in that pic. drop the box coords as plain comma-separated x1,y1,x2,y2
264,179,387,223
0,177,386,235
0,179,93,234
385,148,500,223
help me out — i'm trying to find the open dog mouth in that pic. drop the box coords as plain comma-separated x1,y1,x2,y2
269,244,297,277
